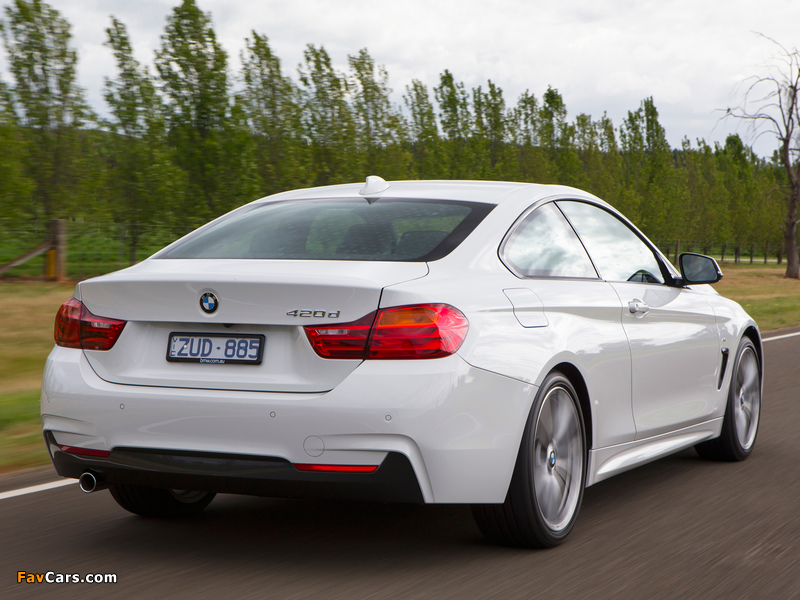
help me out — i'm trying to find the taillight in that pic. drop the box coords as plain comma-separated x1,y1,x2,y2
368,305,469,359
304,312,376,358
305,304,468,360
54,298,127,351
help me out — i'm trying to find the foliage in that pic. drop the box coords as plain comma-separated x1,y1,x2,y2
104,17,185,261
0,0,93,221
0,0,790,270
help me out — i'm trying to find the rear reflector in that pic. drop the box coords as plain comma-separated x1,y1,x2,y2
294,464,379,473
305,304,468,360
58,445,112,458
55,298,126,351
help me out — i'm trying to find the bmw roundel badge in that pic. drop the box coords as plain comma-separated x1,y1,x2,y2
200,292,218,314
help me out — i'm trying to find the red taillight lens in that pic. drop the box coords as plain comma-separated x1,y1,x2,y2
304,312,376,359
368,304,469,359
54,298,126,351
54,297,82,348
305,304,468,360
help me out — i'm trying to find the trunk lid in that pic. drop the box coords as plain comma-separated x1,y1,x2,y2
78,259,428,392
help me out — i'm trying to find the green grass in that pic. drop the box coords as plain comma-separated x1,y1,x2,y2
0,282,74,473
0,390,40,430
713,262,800,331
740,297,800,331
0,391,47,474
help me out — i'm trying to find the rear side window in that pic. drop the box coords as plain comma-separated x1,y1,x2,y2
157,199,494,262
502,203,597,278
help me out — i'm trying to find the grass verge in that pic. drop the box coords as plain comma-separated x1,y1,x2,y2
713,263,800,331
0,391,48,474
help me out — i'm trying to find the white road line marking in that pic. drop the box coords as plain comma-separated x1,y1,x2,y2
762,331,800,343
0,478,76,501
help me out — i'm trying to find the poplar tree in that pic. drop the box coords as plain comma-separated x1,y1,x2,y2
348,48,411,178
239,31,307,193
0,80,33,218
298,44,360,184
404,79,444,178
434,70,474,178
155,0,257,221
0,0,90,220
104,17,184,262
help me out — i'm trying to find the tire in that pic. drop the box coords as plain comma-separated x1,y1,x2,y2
472,371,587,548
109,484,215,518
695,337,761,461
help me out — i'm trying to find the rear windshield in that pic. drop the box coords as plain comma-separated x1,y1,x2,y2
156,198,494,261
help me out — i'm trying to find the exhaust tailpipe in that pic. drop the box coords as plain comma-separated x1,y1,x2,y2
78,471,107,493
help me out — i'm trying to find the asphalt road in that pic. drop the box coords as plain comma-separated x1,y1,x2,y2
3,331,800,600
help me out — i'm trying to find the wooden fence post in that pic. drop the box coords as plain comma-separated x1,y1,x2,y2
52,219,67,282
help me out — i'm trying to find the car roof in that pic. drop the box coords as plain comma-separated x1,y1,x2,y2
255,179,607,213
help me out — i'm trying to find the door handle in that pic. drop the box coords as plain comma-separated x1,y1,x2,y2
628,299,650,316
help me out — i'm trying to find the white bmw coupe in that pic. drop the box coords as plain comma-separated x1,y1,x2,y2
42,177,761,547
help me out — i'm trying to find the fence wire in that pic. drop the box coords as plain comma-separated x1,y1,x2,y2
0,220,192,279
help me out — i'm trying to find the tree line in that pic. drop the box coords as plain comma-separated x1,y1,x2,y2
0,0,790,267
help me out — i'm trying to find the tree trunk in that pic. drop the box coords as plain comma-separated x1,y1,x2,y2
785,188,800,278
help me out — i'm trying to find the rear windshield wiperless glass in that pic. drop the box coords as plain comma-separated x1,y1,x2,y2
156,198,494,261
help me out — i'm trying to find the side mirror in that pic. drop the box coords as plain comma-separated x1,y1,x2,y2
678,252,723,285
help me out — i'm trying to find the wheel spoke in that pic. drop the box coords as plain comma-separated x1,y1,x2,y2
733,347,760,450
537,473,560,519
554,465,569,497
740,362,757,396
539,395,555,442
735,403,749,446
552,392,577,450
534,437,548,464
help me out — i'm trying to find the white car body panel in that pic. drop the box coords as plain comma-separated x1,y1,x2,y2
586,418,722,486
610,280,724,439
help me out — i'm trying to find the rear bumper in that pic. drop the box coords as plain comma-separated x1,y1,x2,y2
41,346,536,503
46,432,424,503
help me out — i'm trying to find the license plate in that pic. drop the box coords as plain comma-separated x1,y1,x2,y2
166,333,265,365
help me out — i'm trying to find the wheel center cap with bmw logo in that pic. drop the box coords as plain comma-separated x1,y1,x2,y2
200,292,218,314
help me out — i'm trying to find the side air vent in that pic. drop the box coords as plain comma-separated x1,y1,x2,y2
717,347,730,390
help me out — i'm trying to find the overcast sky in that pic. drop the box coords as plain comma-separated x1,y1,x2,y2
2,0,798,156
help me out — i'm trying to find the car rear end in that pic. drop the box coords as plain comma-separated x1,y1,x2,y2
41,186,535,504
